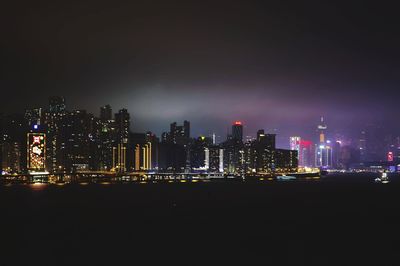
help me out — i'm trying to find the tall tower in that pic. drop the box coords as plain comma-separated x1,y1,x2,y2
318,116,327,144
45,96,67,173
315,117,332,168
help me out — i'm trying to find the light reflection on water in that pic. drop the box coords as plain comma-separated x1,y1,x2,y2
5,173,394,189
29,183,48,190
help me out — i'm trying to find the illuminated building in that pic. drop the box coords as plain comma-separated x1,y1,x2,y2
142,142,152,170
189,136,223,173
315,117,333,168
24,108,43,126
131,133,146,171
255,130,275,173
44,96,67,173
315,143,333,168
0,114,27,174
290,137,301,153
315,142,333,168
27,133,46,173
112,109,131,172
98,105,116,171
131,132,158,171
2,141,22,174
317,117,327,143
113,143,126,173
135,144,140,170
169,121,190,145
115,109,130,144
222,137,244,175
244,130,275,174
290,137,313,167
146,132,159,169
299,140,313,167
190,136,211,170
63,110,96,172
206,146,224,173
242,129,297,174
134,142,152,170
232,121,243,142
274,149,298,173
221,122,245,175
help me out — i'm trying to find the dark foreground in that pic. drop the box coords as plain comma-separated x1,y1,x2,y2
1,174,400,265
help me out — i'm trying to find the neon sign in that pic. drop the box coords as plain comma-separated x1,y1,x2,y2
27,133,46,171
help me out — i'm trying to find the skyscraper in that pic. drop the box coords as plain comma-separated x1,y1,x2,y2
1,114,27,174
44,96,67,173
190,136,211,170
290,137,313,167
63,110,92,172
290,136,301,153
315,117,333,168
317,116,327,144
222,122,245,175
2,141,21,174
274,149,298,172
115,109,130,144
100,105,112,122
169,121,190,145
232,121,243,142
299,140,313,167
99,110,116,171
253,130,275,173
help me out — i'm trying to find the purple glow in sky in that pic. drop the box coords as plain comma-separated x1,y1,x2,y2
1,1,399,147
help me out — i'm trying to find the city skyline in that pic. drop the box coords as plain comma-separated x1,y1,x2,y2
2,1,399,143
2,2,400,265
1,97,395,150
2,96,400,177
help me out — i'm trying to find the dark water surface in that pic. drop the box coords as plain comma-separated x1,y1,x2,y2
1,174,400,265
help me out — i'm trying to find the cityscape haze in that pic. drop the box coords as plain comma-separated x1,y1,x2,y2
1,1,400,265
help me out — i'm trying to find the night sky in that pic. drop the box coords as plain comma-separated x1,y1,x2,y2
1,1,400,147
